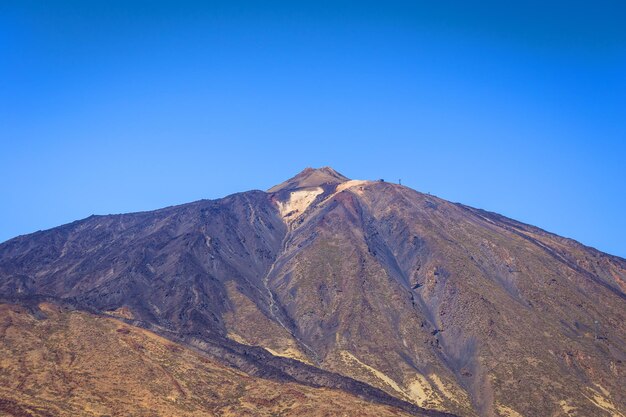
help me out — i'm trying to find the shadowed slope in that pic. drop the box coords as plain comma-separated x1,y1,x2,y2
0,191,285,340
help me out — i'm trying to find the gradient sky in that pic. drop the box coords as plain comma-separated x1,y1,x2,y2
1,1,625,257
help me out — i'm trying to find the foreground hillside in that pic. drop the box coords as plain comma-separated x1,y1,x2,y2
0,302,418,417
0,167,624,417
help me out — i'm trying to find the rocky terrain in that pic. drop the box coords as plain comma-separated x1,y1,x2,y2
0,167,624,417
0,302,418,417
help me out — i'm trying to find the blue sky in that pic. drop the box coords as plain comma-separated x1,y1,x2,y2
1,1,625,257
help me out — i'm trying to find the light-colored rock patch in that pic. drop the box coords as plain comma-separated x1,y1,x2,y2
339,350,406,397
105,306,135,320
276,187,324,221
584,385,624,417
407,373,442,407
496,403,525,417
264,347,313,364
338,351,470,411
226,332,251,345
334,179,370,194
559,400,577,415
429,374,457,402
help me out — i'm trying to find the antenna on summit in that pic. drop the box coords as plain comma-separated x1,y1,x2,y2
399,179,402,185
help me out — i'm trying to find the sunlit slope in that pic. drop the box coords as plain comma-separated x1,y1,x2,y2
0,302,414,417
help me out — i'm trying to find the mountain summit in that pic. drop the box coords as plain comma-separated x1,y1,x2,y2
0,168,625,417
268,166,350,192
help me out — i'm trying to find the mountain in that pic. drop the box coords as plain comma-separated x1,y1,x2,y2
0,167,624,417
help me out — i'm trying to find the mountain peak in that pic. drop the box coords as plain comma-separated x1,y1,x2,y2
268,166,350,192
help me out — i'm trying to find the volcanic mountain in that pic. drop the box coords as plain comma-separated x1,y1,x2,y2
0,167,624,417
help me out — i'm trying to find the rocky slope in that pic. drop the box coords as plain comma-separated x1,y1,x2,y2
0,167,624,417
0,302,417,417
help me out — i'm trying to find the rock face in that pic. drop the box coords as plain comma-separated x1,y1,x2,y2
0,167,625,417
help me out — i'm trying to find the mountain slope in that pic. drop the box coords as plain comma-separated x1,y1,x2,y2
0,301,418,417
0,167,624,417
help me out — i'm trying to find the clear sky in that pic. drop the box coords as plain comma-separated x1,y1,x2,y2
1,1,625,257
